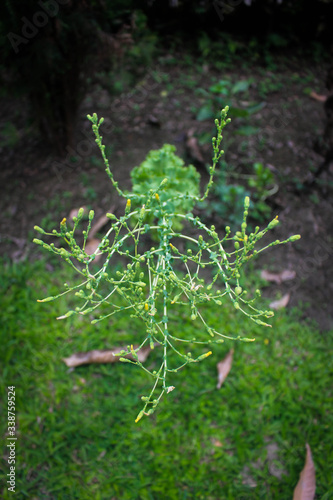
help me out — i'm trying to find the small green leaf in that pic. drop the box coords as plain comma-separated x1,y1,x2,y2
231,80,252,94
196,105,215,121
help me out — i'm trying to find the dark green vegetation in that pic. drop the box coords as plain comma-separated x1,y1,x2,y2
1,258,332,498
1,2,333,497
1,0,332,154
0,0,157,153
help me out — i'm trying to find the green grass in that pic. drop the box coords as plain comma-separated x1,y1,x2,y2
1,258,332,499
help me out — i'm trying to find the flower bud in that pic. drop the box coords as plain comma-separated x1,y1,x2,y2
267,216,279,230
77,208,85,219
197,351,212,361
287,234,301,242
135,410,144,423
34,225,46,234
106,212,117,220
125,199,131,214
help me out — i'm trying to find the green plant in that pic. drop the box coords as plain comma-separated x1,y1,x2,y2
0,1,149,154
199,161,277,227
1,257,333,498
130,143,200,231
247,162,278,222
198,179,249,229
33,107,300,421
195,78,264,123
257,74,285,99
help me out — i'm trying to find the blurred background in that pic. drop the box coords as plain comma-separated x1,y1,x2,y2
1,1,333,498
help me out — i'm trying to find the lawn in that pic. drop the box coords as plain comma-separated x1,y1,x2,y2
1,257,332,499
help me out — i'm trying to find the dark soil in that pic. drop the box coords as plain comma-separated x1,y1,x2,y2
1,51,332,330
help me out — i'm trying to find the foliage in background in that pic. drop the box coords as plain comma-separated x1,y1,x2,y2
143,0,333,52
194,77,264,124
2,0,95,153
93,9,158,96
1,257,333,498
1,0,331,155
33,108,299,420
199,160,277,228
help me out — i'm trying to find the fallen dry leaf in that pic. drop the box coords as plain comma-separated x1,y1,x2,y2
309,91,327,103
269,293,290,310
216,349,234,389
261,269,296,284
88,206,115,240
293,443,316,500
211,438,223,448
63,345,152,368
